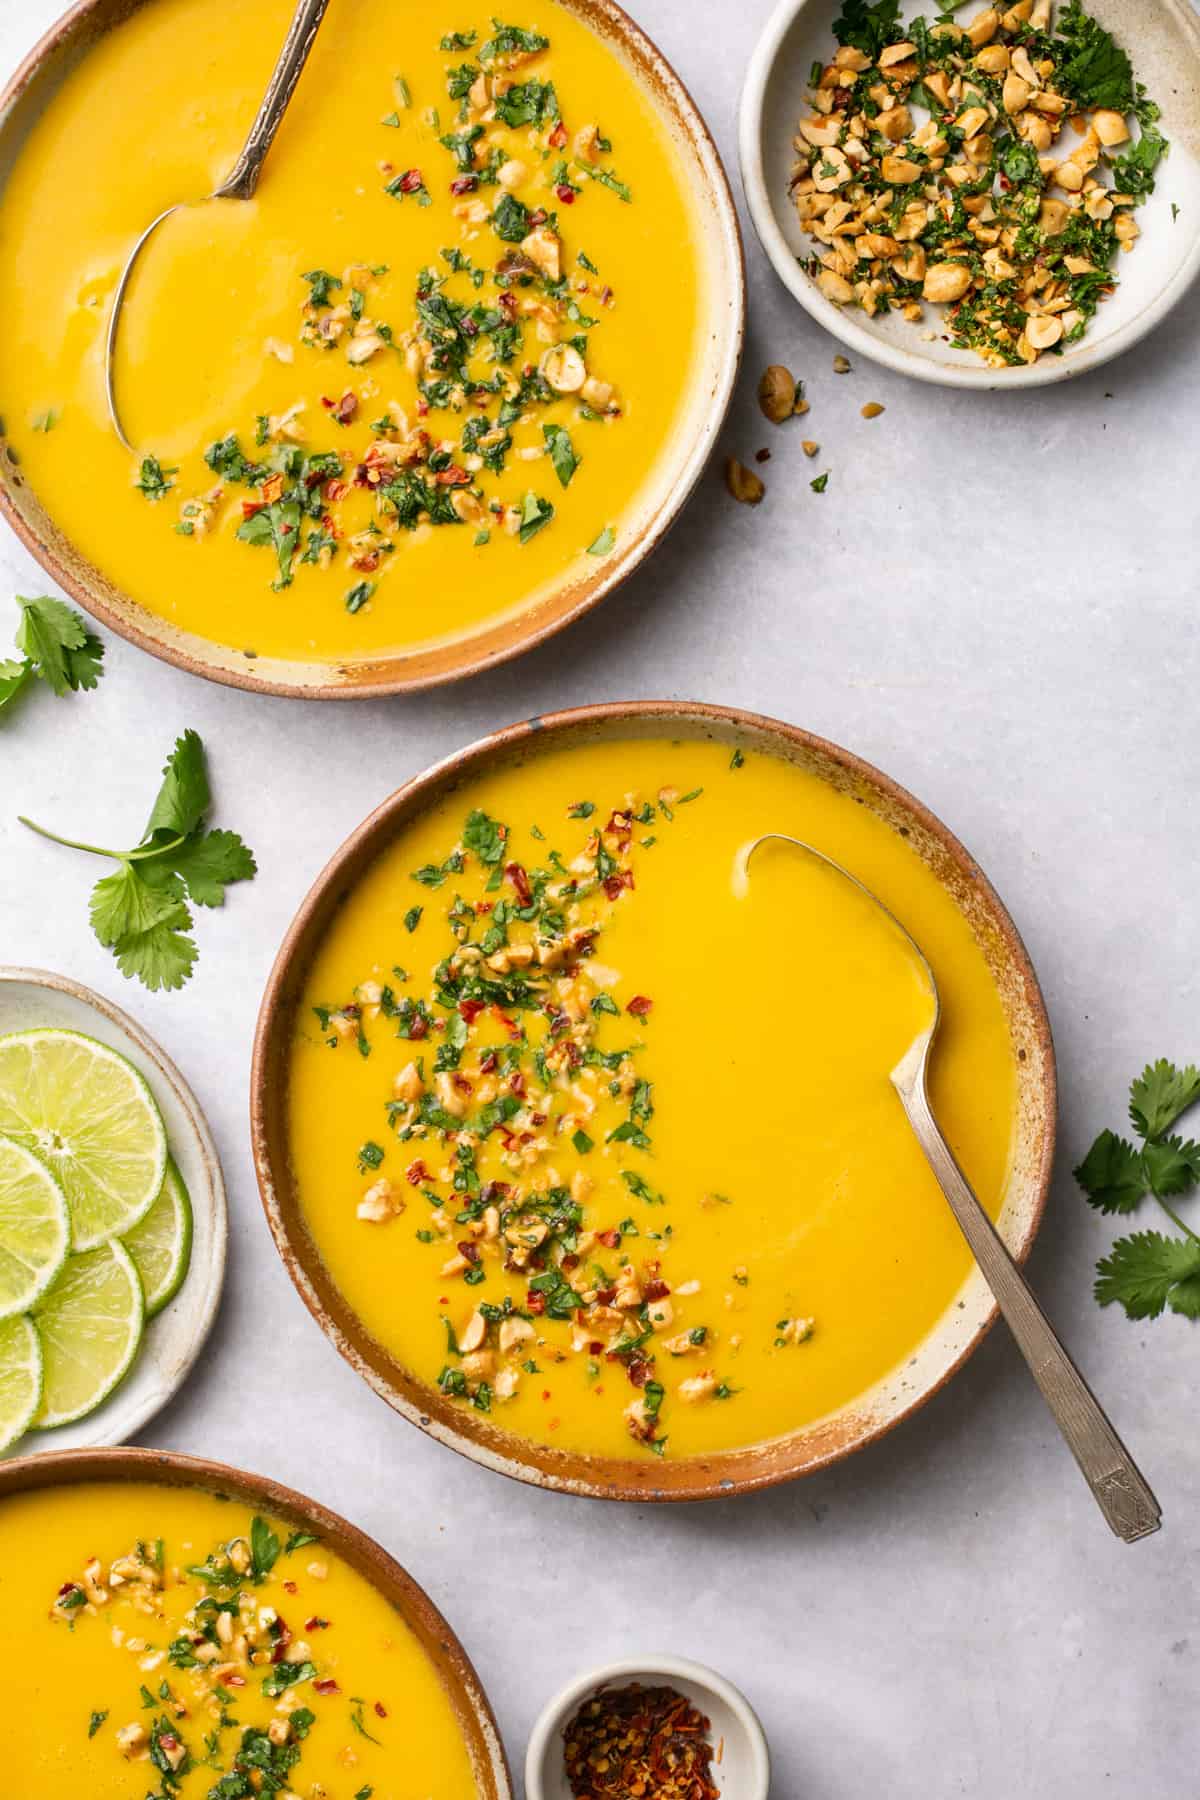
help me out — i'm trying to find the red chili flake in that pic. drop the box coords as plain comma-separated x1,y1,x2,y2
555,184,576,204
548,122,568,148
589,1340,604,1355
282,1580,298,1595
324,478,348,503
508,1070,526,1096
626,1357,651,1389
406,1159,431,1186
224,1674,247,1689
304,1616,330,1631
527,1289,547,1315
598,285,614,305
479,1050,498,1073
491,1004,521,1039
541,1389,552,1401
435,464,471,486
644,1279,670,1302
374,1701,388,1719
561,1252,580,1272
458,1241,481,1264
529,207,547,227
626,994,653,1018
260,472,285,504
563,1684,719,1800
397,167,424,193
459,998,486,1023
595,1285,616,1306
313,1678,340,1696
603,870,634,901
755,448,771,464
474,900,493,915
450,174,479,194
351,551,380,573
505,860,533,905
409,1014,429,1040
452,1073,473,1095
596,1229,621,1249
240,499,265,520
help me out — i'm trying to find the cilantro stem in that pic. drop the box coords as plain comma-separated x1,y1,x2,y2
1153,1193,1200,1245
17,816,187,863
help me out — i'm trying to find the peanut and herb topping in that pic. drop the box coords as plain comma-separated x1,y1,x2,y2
160,20,628,606
314,786,816,1457
48,1516,387,1799
790,0,1167,366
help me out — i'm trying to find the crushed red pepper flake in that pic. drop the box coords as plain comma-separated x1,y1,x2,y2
563,1683,720,1800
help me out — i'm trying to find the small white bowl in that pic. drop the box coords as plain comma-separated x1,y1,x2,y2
524,1656,770,1800
0,967,227,1457
739,0,1200,386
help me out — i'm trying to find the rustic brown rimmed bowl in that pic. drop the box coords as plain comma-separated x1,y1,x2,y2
0,1444,513,1795
0,0,744,699
251,701,1057,1501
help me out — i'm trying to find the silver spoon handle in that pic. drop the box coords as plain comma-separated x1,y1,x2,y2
213,0,331,201
894,1073,1161,1543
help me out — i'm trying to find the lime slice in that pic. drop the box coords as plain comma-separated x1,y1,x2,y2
123,1157,192,1318
32,1240,144,1429
0,1133,70,1319
0,1029,167,1251
0,1314,43,1452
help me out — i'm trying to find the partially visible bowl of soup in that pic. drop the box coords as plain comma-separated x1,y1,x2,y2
0,0,742,696
252,701,1056,1499
0,1445,511,1796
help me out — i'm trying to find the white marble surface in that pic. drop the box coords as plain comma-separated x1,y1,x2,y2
2,1,1198,1794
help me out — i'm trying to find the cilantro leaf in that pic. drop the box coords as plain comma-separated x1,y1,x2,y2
111,896,198,992
1073,1129,1145,1215
832,0,900,61
543,423,579,488
1129,1059,1200,1139
13,596,105,698
0,657,32,712
89,864,187,948
1094,1230,1200,1319
145,729,211,841
152,828,258,907
463,810,507,866
1055,0,1134,111
1142,1136,1200,1200
249,1515,280,1583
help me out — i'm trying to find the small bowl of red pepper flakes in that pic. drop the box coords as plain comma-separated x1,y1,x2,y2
525,1656,770,1800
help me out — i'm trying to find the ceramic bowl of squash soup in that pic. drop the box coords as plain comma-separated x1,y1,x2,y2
252,703,1056,1500
0,0,742,698
0,1445,512,1797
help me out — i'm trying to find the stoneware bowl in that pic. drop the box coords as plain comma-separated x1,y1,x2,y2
251,699,1057,1501
0,966,227,1458
0,0,743,698
739,0,1200,386
0,1444,513,1797
525,1656,770,1800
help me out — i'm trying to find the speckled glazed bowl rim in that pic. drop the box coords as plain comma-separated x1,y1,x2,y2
739,0,1200,387
251,700,1057,1502
0,0,744,699
0,1444,514,1797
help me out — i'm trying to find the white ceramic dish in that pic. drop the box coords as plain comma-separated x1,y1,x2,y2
739,0,1200,386
0,967,227,1456
525,1655,770,1800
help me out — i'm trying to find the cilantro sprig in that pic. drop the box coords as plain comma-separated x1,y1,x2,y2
18,729,256,992
0,595,104,715
1074,1060,1200,1319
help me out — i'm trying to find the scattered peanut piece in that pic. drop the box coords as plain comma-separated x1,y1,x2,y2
802,439,820,457
861,403,885,419
725,457,765,504
832,354,851,374
757,363,798,423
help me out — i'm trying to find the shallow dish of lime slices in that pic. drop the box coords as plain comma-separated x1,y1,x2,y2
0,968,225,1455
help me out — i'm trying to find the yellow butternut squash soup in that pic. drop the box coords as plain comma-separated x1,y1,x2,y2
0,0,701,661
0,1480,481,1796
286,738,1017,1461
